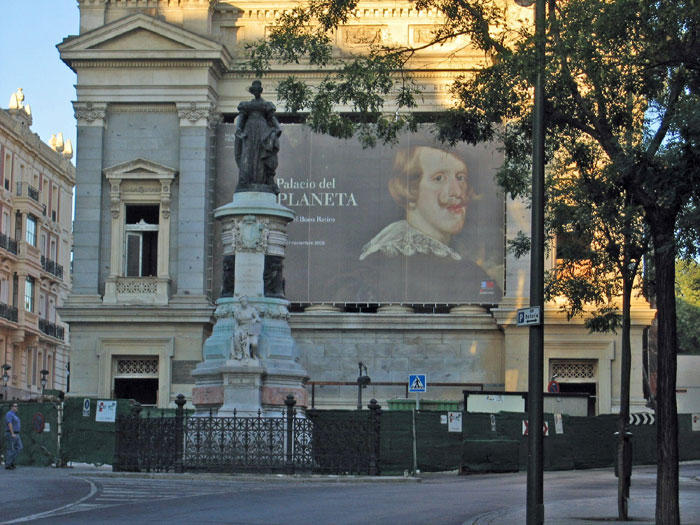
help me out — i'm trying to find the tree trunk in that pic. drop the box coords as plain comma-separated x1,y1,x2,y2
651,217,680,525
617,272,632,520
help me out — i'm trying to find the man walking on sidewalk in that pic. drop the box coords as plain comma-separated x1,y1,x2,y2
4,403,22,469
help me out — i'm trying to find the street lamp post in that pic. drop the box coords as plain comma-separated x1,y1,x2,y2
2,364,11,401
40,369,49,397
356,362,371,410
515,0,547,523
529,0,546,522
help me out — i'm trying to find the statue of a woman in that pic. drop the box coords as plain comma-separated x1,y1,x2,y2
234,80,282,192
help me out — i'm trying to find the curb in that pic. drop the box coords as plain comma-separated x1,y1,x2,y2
69,470,422,483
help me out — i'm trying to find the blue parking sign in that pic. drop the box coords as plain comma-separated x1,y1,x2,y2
408,374,427,393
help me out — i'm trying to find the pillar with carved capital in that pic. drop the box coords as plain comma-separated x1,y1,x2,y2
71,102,107,296
174,100,222,301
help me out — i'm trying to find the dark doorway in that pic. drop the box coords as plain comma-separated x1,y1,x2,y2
114,378,158,405
559,382,597,415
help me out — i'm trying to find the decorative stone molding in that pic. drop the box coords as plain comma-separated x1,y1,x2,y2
104,276,170,305
258,303,289,321
116,278,158,295
86,0,216,6
70,60,217,69
411,25,438,44
73,101,107,125
108,104,175,113
177,101,209,123
208,106,224,130
102,158,178,305
342,25,387,46
234,215,268,253
177,100,221,127
214,302,237,319
265,222,288,257
160,181,172,219
221,221,236,255
110,181,121,219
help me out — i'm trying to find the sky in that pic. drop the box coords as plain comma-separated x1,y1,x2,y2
0,1,80,162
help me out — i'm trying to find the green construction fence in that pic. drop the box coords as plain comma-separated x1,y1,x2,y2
2,401,699,472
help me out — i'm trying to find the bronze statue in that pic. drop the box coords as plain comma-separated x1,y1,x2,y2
264,255,286,299
235,80,282,192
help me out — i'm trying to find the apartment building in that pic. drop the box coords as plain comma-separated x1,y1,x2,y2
0,89,75,400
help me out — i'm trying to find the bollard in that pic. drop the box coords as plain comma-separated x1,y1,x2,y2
368,399,382,476
174,393,186,473
130,402,143,471
285,394,296,474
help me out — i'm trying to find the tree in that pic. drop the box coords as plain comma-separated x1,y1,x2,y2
676,259,700,355
544,148,649,519
246,0,700,522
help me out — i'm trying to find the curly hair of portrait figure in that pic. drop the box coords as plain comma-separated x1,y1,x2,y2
360,144,479,261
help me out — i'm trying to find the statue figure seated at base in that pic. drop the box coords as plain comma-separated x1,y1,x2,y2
232,295,262,360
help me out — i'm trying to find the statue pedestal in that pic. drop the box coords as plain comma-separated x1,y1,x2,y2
191,192,308,416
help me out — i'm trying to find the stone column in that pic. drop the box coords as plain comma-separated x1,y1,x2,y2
175,101,221,300
71,102,107,296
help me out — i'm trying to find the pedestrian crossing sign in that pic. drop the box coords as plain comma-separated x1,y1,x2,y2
408,374,427,393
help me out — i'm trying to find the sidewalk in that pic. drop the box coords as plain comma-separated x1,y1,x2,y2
465,482,700,524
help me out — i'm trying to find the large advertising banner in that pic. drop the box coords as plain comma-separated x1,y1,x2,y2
218,124,505,304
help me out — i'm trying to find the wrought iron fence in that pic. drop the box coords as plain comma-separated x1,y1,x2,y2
16,182,39,202
38,318,65,340
41,255,64,280
0,302,18,322
0,233,17,255
114,394,382,475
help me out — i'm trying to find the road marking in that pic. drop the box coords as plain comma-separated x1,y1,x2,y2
0,478,98,524
2,476,293,523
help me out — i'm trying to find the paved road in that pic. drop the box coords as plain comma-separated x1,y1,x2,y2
1,464,699,524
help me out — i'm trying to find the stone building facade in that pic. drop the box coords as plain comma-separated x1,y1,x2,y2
0,90,75,400
58,0,655,412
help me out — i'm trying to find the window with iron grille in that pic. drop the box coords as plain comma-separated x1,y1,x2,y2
115,358,158,376
551,361,596,381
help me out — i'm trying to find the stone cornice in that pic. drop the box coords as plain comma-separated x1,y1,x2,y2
58,304,215,324
79,0,215,5
222,70,475,80
216,3,447,21
67,60,216,69
59,12,232,71
107,103,176,113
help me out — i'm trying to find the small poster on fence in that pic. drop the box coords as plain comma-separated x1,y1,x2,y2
96,400,117,422
448,411,463,433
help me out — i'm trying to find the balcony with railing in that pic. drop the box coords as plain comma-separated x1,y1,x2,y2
0,233,18,255
16,182,40,202
0,302,18,322
41,255,64,280
39,318,65,341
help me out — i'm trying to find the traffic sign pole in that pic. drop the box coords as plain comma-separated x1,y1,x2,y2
409,374,426,411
